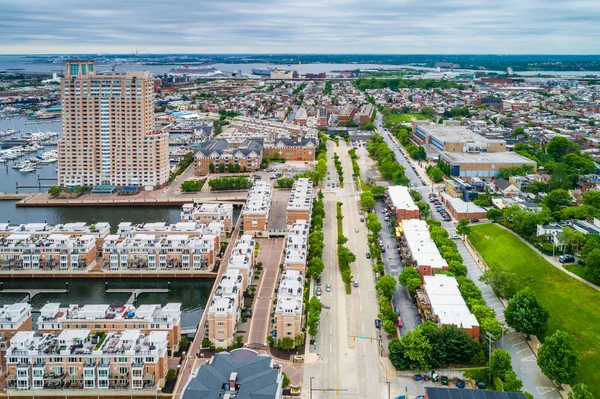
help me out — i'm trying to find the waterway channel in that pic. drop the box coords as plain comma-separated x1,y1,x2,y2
0,278,214,330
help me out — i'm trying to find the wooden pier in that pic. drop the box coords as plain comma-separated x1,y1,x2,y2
105,288,171,305
0,288,68,303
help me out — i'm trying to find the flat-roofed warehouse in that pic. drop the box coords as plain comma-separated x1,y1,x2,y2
412,121,507,153
440,151,537,178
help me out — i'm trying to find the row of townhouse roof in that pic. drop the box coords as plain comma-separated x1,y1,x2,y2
218,117,318,143
399,219,448,277
102,232,219,272
283,220,310,274
274,270,304,341
1,300,182,393
180,203,234,233
207,235,255,348
0,219,224,273
242,181,273,234
286,178,314,226
6,329,169,391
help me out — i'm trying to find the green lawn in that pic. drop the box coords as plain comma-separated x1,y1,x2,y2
385,113,431,123
469,224,600,394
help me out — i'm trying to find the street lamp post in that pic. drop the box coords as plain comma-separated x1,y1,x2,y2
310,377,314,399
485,331,495,384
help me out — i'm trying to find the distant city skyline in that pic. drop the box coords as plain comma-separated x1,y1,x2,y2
0,0,599,54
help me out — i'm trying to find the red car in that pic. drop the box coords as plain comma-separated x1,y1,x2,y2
397,316,403,328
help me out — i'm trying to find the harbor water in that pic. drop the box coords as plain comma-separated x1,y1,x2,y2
0,278,214,330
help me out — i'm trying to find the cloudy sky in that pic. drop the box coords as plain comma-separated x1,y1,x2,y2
0,0,598,54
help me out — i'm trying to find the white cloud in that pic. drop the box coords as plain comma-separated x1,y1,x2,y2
0,0,598,53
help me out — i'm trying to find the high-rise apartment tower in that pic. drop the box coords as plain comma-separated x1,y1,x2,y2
58,60,169,190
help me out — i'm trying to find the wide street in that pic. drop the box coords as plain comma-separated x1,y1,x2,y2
374,114,560,398
302,140,391,399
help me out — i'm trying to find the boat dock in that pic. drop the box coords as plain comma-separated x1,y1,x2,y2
105,288,171,305
0,288,68,303
0,193,31,200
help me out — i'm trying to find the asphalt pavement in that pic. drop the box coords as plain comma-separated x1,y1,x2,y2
373,200,421,336
374,114,560,399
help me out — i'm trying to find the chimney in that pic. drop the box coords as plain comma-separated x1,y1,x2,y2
229,372,237,391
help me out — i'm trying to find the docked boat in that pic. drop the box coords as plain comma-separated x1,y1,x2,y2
20,166,36,173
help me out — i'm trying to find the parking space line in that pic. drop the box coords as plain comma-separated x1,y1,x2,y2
516,348,530,354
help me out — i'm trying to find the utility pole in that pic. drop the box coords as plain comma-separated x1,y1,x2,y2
386,381,391,399
485,331,495,384
310,377,313,399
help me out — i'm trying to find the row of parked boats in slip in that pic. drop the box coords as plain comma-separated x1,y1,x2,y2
9,150,59,172
0,129,21,138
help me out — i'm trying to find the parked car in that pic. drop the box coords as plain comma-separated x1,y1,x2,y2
316,287,322,296
353,280,359,287
397,316,403,327
375,319,381,329
456,379,466,389
413,374,423,381
441,376,449,386
366,252,371,259
443,217,451,222
559,254,575,264
326,284,331,292
394,306,401,315
354,228,359,233
316,277,322,286
451,235,460,239
359,210,364,215
360,218,365,222
381,247,386,253
471,219,480,223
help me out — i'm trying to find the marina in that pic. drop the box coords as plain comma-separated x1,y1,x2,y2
0,278,214,331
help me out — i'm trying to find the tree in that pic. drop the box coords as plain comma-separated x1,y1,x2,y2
294,334,305,349
366,213,382,234
427,167,444,182
388,339,409,369
360,192,376,211
549,163,571,190
489,349,512,379
277,337,294,350
456,218,471,237
218,162,225,173
546,136,574,161
383,320,397,334
208,162,215,173
180,180,204,192
447,260,468,277
399,267,420,286
568,384,594,399
376,275,397,299
410,190,422,201
371,186,386,198
479,263,518,298
545,189,573,212
560,226,586,252
537,330,580,385
505,290,550,337
48,186,61,197
282,372,291,388
421,106,436,118
582,190,600,209
396,329,433,371
405,278,421,295
307,258,324,278
503,370,524,392
486,208,503,222
479,316,505,341
584,248,600,284
165,368,177,383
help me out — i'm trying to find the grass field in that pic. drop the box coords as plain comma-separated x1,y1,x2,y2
385,113,431,123
469,224,600,394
